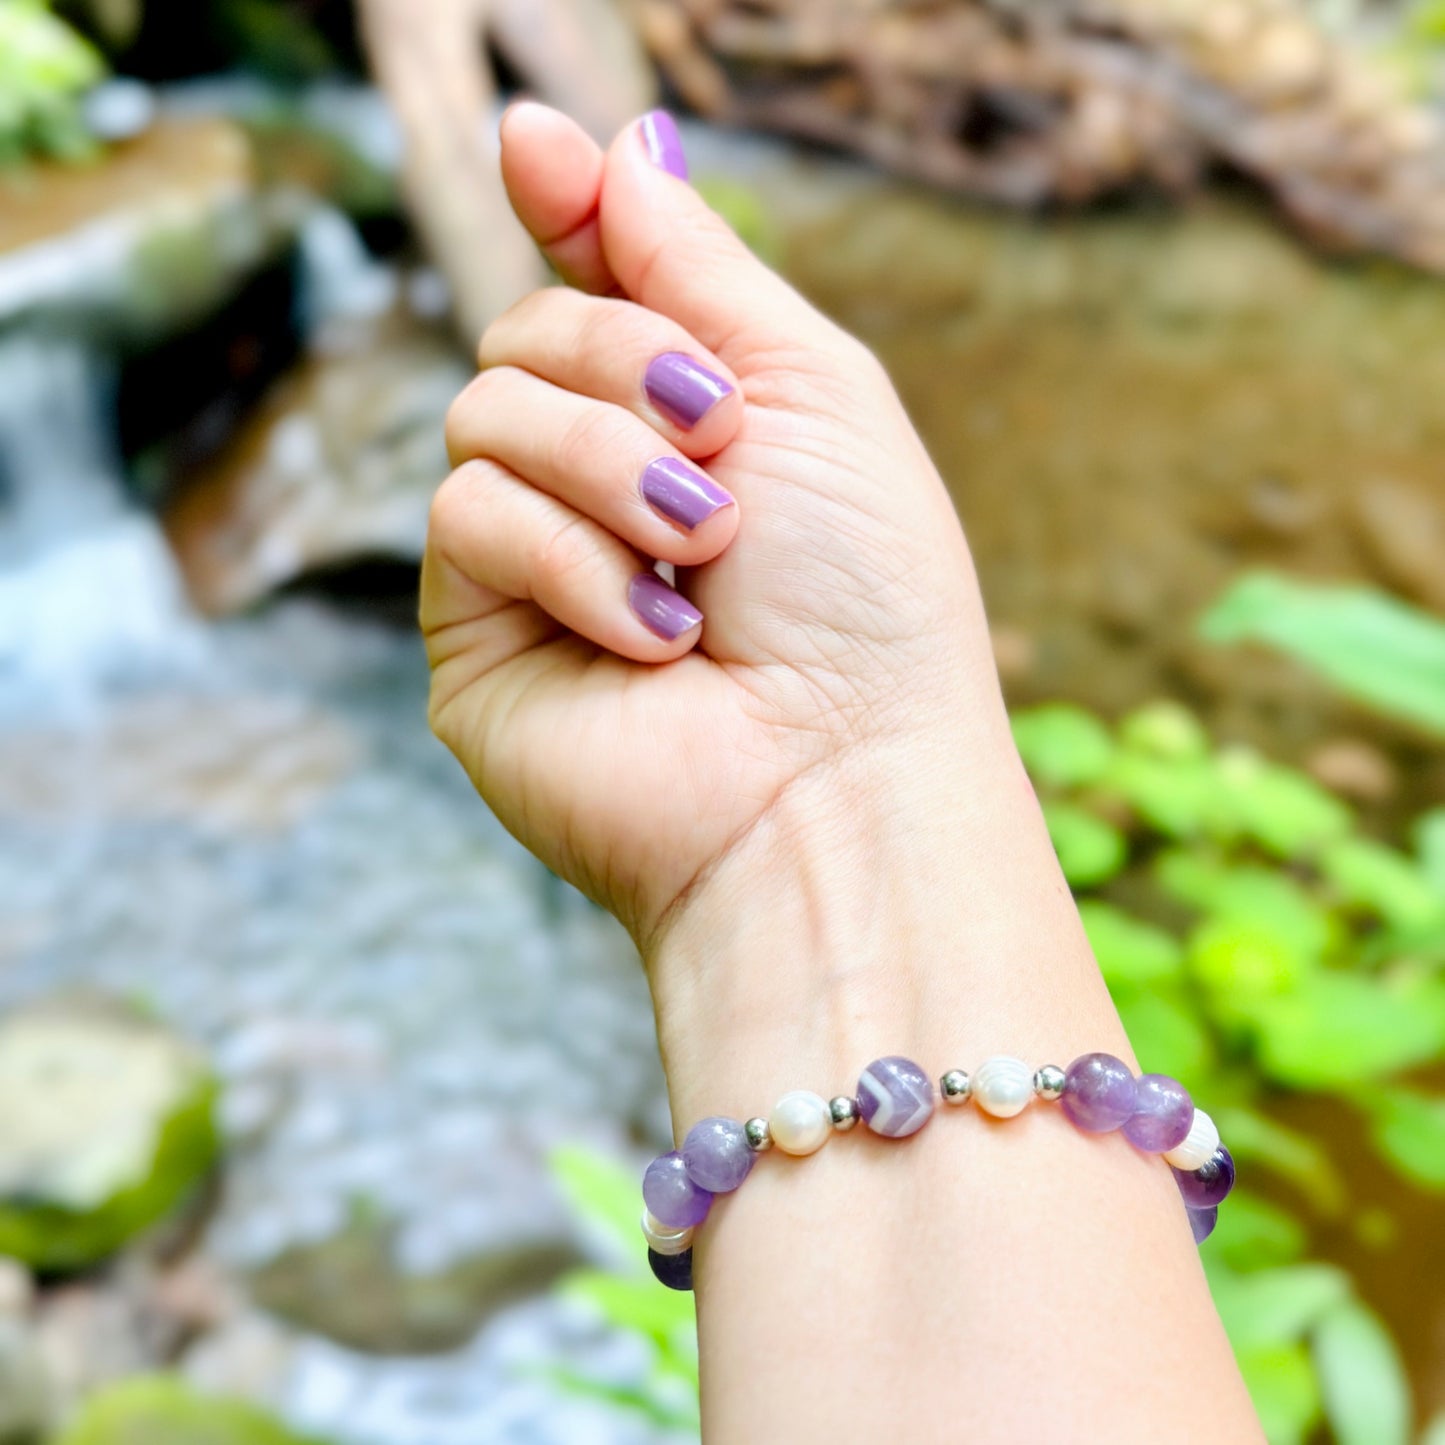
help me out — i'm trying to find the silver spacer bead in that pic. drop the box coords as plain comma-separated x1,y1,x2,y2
1033,1064,1067,1102
828,1096,860,1132
940,1069,972,1104
744,1116,773,1151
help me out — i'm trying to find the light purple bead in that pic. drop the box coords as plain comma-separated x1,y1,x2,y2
682,1117,755,1193
1060,1052,1138,1134
857,1056,935,1138
1188,1206,1218,1245
1122,1073,1194,1153
643,1151,713,1228
1174,1145,1235,1209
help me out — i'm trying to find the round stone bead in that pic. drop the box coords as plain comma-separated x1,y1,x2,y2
972,1056,1034,1118
940,1069,972,1105
1163,1108,1220,1171
770,1090,833,1156
641,1208,693,1257
682,1116,755,1193
643,1151,712,1229
1060,1052,1138,1133
1122,1074,1194,1154
857,1056,935,1138
1174,1145,1236,1210
1188,1206,1218,1245
829,1096,860,1131
648,1246,694,1291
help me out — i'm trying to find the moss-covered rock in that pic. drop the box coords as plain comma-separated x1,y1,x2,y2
55,1377,327,1445
0,998,219,1273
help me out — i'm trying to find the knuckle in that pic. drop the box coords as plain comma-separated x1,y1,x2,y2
478,290,546,364
555,402,637,479
427,458,501,539
443,368,521,462
533,510,600,590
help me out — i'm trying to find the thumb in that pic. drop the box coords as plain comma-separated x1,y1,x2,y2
598,112,835,368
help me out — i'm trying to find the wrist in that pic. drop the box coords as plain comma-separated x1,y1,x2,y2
644,726,1127,1132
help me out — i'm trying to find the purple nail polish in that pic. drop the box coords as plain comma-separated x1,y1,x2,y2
629,572,702,641
645,352,733,430
640,110,688,180
641,457,733,531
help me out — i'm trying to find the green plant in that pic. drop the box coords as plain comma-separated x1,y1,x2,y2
55,1376,332,1445
0,0,105,165
1201,573,1445,736
548,1146,700,1434
1017,698,1439,1442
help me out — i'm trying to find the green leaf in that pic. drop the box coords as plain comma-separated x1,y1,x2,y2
1319,837,1445,930
1101,752,1222,838
1236,1344,1322,1445
1078,900,1184,987
1117,700,1210,760
1211,1190,1308,1271
55,1376,330,1445
1252,974,1445,1089
1363,1088,1445,1190
1189,918,1312,1015
550,1146,645,1265
1154,851,1335,960
562,1269,696,1349
1206,1262,1350,1352
1414,808,1445,897
1422,1412,1445,1445
1011,704,1115,789
1211,749,1352,859
1040,801,1127,887
1113,989,1214,1080
1213,1106,1347,1214
1200,573,1445,736
1312,1300,1412,1445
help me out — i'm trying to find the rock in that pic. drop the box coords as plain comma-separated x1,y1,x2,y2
0,1317,52,1445
164,311,468,614
1353,478,1445,614
248,1217,581,1355
0,998,219,1274
0,120,291,346
1306,739,1398,804
0,1260,34,1319
52,1376,325,1445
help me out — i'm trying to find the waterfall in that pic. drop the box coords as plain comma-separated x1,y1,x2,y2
0,328,204,717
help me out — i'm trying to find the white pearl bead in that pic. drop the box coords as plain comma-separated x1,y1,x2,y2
972,1055,1034,1118
769,1090,833,1155
1163,1108,1220,1171
641,1209,693,1256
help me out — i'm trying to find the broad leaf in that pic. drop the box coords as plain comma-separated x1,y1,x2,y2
1078,900,1184,987
1200,574,1445,736
1205,1262,1350,1352
1012,704,1116,788
1364,1088,1445,1191
1213,1106,1347,1214
1312,1300,1412,1445
1040,801,1127,887
1236,1344,1322,1445
1319,837,1445,930
1114,989,1213,1080
1211,1190,1308,1271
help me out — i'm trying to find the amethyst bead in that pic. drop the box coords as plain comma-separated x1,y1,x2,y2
1122,1073,1194,1154
643,1151,713,1229
857,1056,935,1138
1174,1145,1236,1210
1188,1206,1218,1245
1060,1052,1138,1134
648,1246,694,1291
682,1117,755,1193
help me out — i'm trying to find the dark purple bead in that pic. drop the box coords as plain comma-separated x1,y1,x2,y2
642,1151,713,1228
1122,1073,1194,1154
856,1056,935,1138
1188,1206,1218,1245
682,1117,755,1193
648,1247,694,1291
1174,1145,1235,1209
1060,1052,1138,1133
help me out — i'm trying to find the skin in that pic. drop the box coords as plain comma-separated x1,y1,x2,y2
422,103,1265,1442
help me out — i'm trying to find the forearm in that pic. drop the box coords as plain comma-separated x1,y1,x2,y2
648,718,1263,1442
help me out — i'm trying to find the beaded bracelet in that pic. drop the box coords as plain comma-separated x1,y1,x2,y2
641,1052,1234,1291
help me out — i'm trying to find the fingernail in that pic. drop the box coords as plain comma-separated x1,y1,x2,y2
629,571,703,641
645,352,733,429
640,110,688,180
641,457,734,532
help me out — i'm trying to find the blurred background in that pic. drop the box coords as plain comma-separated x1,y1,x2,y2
3,0,1445,1441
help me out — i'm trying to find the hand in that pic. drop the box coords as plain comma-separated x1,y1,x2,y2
423,106,1008,958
